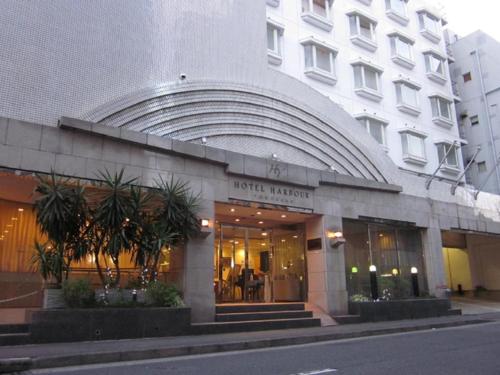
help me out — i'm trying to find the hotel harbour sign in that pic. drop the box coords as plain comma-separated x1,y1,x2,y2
229,178,314,209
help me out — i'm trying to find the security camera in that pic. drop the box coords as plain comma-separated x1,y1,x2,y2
179,73,187,80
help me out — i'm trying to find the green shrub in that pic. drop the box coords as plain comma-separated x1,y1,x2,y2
145,282,183,307
63,279,95,308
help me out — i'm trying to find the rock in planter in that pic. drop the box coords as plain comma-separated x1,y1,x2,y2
43,288,65,309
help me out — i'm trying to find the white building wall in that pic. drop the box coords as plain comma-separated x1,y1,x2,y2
266,0,463,178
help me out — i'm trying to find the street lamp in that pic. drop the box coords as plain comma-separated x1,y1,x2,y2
411,267,420,297
369,265,378,300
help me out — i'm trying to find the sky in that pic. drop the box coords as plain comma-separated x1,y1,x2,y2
437,0,500,41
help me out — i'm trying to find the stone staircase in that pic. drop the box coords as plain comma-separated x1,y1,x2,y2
0,324,30,346
191,303,321,334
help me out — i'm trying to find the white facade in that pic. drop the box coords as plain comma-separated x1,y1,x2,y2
450,30,500,195
266,0,463,179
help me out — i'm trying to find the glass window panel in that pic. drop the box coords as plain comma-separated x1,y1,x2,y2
354,65,363,88
437,144,446,162
316,46,331,72
427,55,443,74
349,15,358,36
364,67,378,90
423,14,438,34
304,45,314,68
302,0,310,12
359,18,372,39
431,98,439,117
401,134,409,154
439,98,451,119
368,120,384,144
401,84,418,107
312,0,327,17
447,147,458,166
408,134,425,158
267,25,276,52
390,0,407,16
395,38,411,59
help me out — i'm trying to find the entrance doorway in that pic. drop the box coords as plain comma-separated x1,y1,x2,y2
214,203,313,303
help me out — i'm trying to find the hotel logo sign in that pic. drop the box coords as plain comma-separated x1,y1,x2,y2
228,178,314,209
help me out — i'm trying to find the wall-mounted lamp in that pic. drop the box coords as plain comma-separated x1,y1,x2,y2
351,266,358,274
198,218,211,238
327,230,346,248
369,265,378,300
392,268,399,276
201,218,210,228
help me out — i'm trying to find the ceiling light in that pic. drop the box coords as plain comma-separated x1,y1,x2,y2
281,239,286,242
261,232,268,236
230,208,236,212
4,230,8,233
18,208,24,212
261,243,266,246
6,224,12,228
281,214,287,218
258,221,264,224
293,235,298,239
11,217,17,221
235,218,240,222
234,241,239,245
256,211,262,215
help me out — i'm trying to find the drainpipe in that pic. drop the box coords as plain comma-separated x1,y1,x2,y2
471,50,500,192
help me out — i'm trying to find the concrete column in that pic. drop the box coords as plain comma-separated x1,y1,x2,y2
305,214,348,316
183,198,215,323
421,218,447,298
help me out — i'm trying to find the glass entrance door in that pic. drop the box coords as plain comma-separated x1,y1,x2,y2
215,224,306,303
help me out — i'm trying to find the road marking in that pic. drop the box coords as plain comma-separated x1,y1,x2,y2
291,369,337,375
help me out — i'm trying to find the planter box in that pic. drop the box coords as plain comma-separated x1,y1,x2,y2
348,298,454,322
29,307,191,343
43,288,65,309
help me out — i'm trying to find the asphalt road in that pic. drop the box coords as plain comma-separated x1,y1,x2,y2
30,321,500,375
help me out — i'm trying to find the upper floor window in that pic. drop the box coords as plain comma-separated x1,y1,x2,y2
423,50,447,84
430,94,453,128
348,10,378,52
400,129,427,165
385,0,409,25
266,0,280,7
470,115,479,126
301,38,338,85
389,31,415,69
436,142,460,173
301,0,333,31
477,161,487,173
463,72,472,82
352,60,384,102
394,78,421,116
418,10,441,43
355,114,388,147
267,20,284,66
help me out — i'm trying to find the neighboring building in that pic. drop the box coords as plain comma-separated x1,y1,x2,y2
450,30,500,194
266,0,464,180
1,1,500,324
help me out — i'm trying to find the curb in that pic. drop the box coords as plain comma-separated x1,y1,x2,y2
0,319,490,373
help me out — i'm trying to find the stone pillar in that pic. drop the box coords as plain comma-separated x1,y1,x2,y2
305,213,348,316
421,218,447,298
183,198,215,323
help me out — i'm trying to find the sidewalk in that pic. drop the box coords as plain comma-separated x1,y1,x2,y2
0,314,494,373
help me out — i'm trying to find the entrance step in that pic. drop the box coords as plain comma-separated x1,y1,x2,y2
444,309,462,316
191,317,321,335
216,310,312,322
332,315,362,325
0,332,31,346
216,303,305,314
0,324,29,334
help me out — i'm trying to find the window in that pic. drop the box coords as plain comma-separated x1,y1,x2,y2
352,61,383,101
267,21,284,65
477,161,487,173
395,80,421,116
389,32,415,69
348,11,378,51
356,116,388,146
385,0,408,25
401,131,426,164
301,0,333,31
470,115,479,126
436,143,459,168
463,72,472,82
424,51,446,84
430,95,453,127
418,11,441,43
302,39,338,85
266,0,280,7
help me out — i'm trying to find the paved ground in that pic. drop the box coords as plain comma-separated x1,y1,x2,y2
26,320,500,375
451,297,500,315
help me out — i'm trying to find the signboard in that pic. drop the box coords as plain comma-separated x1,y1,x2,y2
307,238,322,251
228,177,314,209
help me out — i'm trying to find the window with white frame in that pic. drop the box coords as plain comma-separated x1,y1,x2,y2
418,11,441,42
385,0,407,17
424,52,446,82
430,95,452,125
395,81,420,114
267,22,283,65
436,143,459,168
358,117,387,145
389,33,414,68
353,62,383,101
348,12,377,51
401,132,426,162
301,0,333,31
302,40,337,84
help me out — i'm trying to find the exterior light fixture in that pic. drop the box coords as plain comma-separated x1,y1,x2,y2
201,137,207,144
201,219,210,227
392,268,399,276
271,153,278,159
369,265,379,300
351,266,359,274
327,230,346,247
411,267,420,297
